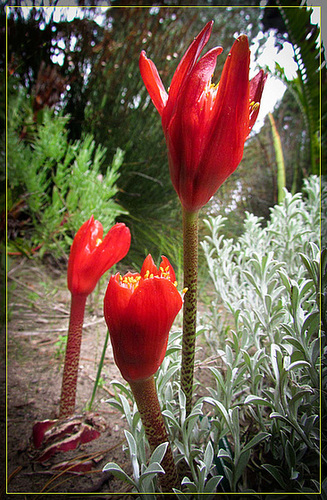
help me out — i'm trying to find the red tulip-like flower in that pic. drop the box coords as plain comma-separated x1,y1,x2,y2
68,215,131,296
104,254,182,382
139,21,267,212
59,216,131,418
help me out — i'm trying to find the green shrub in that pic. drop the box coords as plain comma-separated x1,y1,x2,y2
8,90,127,258
199,175,323,492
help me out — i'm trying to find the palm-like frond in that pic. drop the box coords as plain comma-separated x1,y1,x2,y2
277,0,326,174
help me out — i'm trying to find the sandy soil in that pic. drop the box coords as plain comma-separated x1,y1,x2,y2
5,256,215,499
6,256,137,498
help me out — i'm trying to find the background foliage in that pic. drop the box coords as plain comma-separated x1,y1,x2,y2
3,1,324,268
7,84,126,259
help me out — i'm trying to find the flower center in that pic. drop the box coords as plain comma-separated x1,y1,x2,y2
120,274,141,291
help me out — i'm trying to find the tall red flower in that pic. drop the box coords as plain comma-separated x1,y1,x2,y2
68,215,131,296
59,216,131,418
139,21,267,212
104,254,182,382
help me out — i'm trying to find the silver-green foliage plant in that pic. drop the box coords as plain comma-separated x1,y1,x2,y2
104,330,224,497
101,177,323,494
8,89,126,257
200,175,323,493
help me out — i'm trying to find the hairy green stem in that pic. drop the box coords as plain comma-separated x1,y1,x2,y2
181,208,199,415
59,293,87,418
129,376,179,492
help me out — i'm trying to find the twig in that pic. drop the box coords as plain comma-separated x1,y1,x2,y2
84,373,115,397
7,465,23,484
7,257,28,276
8,275,47,299
12,318,106,336
35,441,126,497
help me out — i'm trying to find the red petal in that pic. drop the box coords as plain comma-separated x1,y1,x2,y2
92,223,131,277
67,216,95,293
160,255,176,283
163,21,214,128
139,51,168,115
113,278,182,381
184,35,250,210
68,221,130,296
249,69,268,132
171,46,223,193
87,219,103,252
140,254,159,277
104,273,132,339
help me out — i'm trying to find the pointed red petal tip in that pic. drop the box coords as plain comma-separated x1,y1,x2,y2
141,254,158,278
139,50,168,115
160,255,176,282
232,34,249,56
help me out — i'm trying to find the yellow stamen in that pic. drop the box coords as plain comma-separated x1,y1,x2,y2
250,101,260,112
121,274,141,290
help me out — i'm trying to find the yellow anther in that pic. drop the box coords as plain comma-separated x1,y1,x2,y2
144,270,150,279
249,101,259,111
149,273,154,279
121,274,141,289
95,238,102,247
165,266,170,272
182,287,188,295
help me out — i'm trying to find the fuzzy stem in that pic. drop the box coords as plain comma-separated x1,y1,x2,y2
59,293,87,418
181,208,199,416
129,376,179,492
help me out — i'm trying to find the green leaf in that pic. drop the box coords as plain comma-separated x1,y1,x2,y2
124,430,137,457
286,360,311,372
149,442,168,466
204,398,230,426
102,462,136,486
234,449,251,485
203,441,214,472
138,462,164,488
204,475,223,493
285,440,296,470
261,464,288,489
242,432,271,454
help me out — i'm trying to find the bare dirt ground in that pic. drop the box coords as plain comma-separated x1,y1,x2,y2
5,256,215,499
5,256,138,498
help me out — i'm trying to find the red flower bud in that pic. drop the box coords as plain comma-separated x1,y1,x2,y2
139,21,267,212
104,254,182,382
67,216,131,296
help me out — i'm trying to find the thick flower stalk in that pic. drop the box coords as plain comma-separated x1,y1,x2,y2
104,254,182,491
59,216,131,418
139,21,267,413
